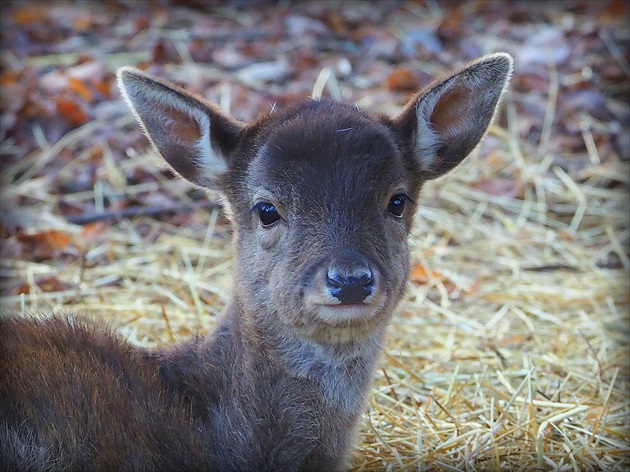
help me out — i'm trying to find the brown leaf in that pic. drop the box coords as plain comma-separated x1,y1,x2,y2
134,16,150,32
411,263,479,296
73,15,93,32
11,275,70,295
0,71,19,86
152,40,168,64
56,96,89,126
410,264,443,284
93,78,113,98
598,0,629,23
68,76,94,102
37,276,71,293
325,12,349,35
79,222,109,247
72,223,108,251
386,68,420,92
21,229,72,250
437,8,463,42
11,5,48,25
17,229,73,261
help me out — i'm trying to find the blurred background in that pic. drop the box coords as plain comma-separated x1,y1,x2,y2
2,1,628,177
1,1,628,470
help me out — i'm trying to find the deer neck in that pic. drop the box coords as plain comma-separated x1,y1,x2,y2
228,298,386,413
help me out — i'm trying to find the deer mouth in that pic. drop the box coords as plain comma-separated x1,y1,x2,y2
305,301,392,345
315,301,384,325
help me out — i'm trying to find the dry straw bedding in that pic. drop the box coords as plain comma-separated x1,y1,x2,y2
1,107,628,470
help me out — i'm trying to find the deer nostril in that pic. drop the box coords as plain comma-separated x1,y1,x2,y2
326,270,374,305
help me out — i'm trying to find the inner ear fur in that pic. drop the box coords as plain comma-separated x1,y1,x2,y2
117,67,245,189
392,53,513,180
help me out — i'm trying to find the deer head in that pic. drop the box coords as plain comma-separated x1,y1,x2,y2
117,54,512,345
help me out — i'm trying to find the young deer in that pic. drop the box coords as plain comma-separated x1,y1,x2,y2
1,54,512,471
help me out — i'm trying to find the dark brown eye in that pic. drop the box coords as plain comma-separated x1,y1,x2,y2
387,194,407,218
254,202,281,227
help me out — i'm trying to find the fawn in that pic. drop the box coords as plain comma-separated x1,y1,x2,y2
1,53,512,471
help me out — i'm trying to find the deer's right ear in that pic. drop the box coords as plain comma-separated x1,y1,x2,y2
392,53,513,180
117,67,245,189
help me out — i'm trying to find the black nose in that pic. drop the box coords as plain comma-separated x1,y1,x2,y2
326,269,374,305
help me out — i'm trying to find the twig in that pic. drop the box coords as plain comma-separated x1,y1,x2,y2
599,29,630,76
537,51,559,160
536,406,589,470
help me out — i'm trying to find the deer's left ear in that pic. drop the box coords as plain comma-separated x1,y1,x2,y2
117,67,245,190
392,53,513,180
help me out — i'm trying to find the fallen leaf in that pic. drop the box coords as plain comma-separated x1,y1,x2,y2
80,222,109,243
410,264,443,284
0,70,20,86
411,263,480,296
21,229,73,250
56,96,89,126
11,5,48,25
152,39,168,64
11,275,70,295
99,78,115,97
73,15,92,32
598,0,629,23
69,76,94,102
325,11,348,35
386,68,420,92
17,229,73,261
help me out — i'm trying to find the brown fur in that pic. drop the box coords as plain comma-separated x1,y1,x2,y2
1,54,512,471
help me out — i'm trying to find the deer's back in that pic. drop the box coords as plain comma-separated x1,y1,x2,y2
0,315,337,472
0,314,213,471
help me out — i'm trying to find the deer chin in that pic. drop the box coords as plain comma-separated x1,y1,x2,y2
315,302,383,325
309,309,391,345
295,298,390,345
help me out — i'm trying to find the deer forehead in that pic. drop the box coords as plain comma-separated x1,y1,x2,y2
240,102,407,206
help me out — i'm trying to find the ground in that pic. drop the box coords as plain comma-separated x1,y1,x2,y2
1,1,628,470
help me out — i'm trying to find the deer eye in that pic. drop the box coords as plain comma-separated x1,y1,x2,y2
387,194,407,218
254,202,281,227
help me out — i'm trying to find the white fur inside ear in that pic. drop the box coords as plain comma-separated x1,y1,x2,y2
191,109,228,186
414,87,444,171
411,53,513,176
117,68,228,187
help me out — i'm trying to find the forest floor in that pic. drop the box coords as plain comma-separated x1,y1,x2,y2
1,1,629,470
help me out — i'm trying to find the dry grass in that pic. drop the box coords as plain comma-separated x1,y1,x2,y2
1,78,628,471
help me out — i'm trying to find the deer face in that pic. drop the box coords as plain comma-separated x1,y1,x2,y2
117,53,512,344
224,101,420,343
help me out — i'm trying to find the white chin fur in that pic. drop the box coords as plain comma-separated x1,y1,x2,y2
315,303,382,325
